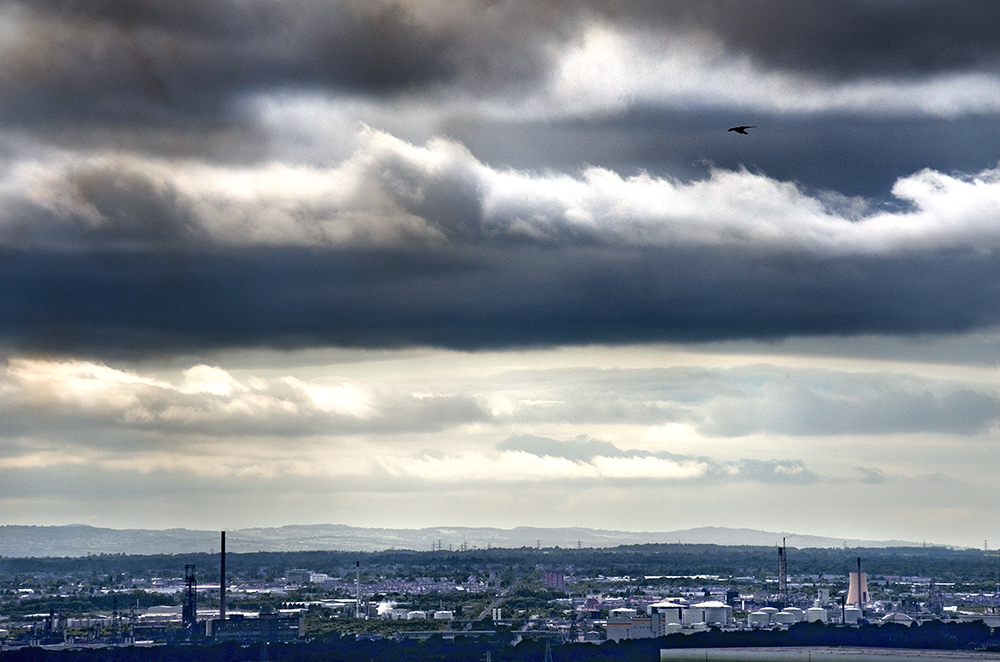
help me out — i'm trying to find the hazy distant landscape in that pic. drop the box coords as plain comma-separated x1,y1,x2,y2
0,524,930,558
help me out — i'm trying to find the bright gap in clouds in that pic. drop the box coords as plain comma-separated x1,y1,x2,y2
0,331,996,547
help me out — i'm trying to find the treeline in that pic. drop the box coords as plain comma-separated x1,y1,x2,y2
3,545,997,585
11,592,177,616
662,620,997,651
2,621,997,662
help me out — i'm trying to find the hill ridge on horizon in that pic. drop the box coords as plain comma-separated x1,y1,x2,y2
0,523,933,558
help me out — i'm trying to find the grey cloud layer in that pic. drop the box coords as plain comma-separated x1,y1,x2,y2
0,1,994,381
1,0,995,131
0,126,995,355
488,367,999,437
597,0,999,79
0,244,994,356
0,0,548,128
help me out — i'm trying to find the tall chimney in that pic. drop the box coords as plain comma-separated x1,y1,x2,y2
856,557,862,612
220,531,226,621
777,537,787,599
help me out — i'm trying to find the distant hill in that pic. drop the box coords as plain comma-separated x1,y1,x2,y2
0,524,928,558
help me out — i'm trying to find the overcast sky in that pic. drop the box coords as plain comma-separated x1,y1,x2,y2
0,0,997,549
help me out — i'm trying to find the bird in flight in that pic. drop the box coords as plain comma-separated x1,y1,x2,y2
728,125,756,134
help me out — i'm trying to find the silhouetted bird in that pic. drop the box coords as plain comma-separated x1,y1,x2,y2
728,125,756,134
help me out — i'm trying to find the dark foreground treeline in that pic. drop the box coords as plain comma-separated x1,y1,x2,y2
2,621,997,662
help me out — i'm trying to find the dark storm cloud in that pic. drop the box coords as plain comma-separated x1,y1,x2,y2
1,0,995,133
0,0,549,130
0,243,995,357
592,0,999,79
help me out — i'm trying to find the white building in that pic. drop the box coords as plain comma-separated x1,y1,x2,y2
687,601,732,627
843,606,862,624
606,608,651,642
606,600,732,642
806,607,828,623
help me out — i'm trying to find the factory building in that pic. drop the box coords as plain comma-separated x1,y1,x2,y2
606,609,653,642
606,600,733,642
208,614,304,643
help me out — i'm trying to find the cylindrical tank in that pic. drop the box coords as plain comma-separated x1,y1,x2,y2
760,607,779,616
783,607,805,622
806,607,828,623
748,611,771,628
665,622,683,634
772,611,796,625
843,606,862,624
704,605,729,625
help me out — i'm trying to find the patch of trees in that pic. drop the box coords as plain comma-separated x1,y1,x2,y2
2,620,997,662
2,591,176,619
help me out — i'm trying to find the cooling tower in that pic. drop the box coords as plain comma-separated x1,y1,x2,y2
846,571,869,606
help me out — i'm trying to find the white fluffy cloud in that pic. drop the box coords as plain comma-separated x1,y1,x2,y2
5,128,999,254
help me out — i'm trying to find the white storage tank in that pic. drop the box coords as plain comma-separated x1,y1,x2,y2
806,607,828,623
665,623,683,634
772,611,796,625
783,607,805,622
748,611,771,628
843,607,862,624
697,601,731,626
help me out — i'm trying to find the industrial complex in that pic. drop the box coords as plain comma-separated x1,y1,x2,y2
0,534,996,651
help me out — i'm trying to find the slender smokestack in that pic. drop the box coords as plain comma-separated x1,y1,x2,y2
220,531,226,621
856,557,862,612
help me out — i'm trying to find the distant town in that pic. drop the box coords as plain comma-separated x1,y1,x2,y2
1,533,997,659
